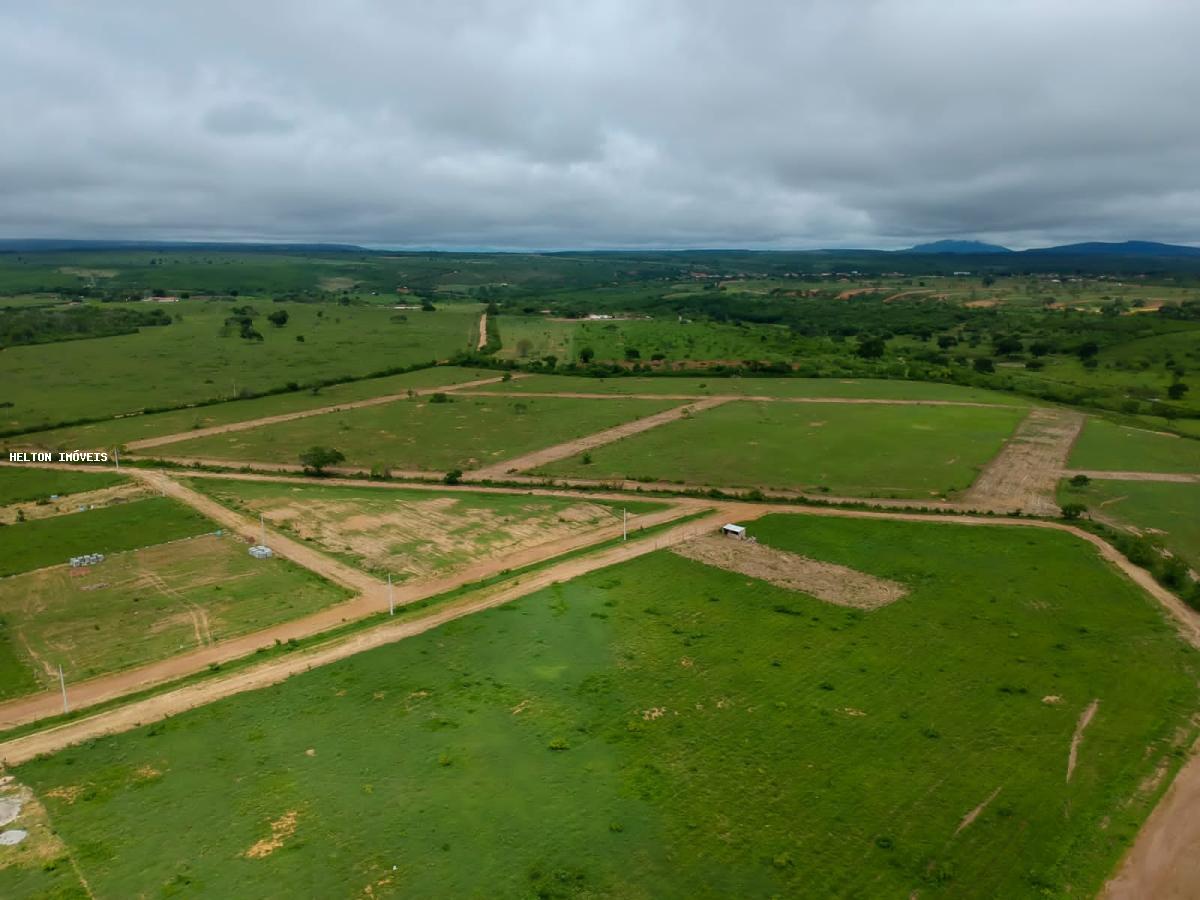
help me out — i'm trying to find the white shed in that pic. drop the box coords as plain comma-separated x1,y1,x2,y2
721,524,747,539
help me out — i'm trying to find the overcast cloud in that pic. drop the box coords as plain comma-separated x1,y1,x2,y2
2,0,1198,249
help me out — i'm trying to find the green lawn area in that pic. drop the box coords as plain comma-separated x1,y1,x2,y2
0,496,214,577
0,533,351,698
186,478,667,582
494,317,577,361
535,400,1025,498
0,466,127,506
15,365,499,452
9,515,1196,897
1069,418,1200,472
0,302,478,432
1058,478,1200,569
477,373,1030,404
158,396,679,472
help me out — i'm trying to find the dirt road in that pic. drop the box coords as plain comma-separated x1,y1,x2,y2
1065,470,1200,483
124,374,518,451
962,407,1085,514
0,507,733,764
1103,738,1200,899
476,312,488,350
0,481,149,525
454,390,1012,408
469,397,734,479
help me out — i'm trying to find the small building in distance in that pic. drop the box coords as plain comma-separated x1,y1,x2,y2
721,524,747,540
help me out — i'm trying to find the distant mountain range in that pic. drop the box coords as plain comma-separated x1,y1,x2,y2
903,239,1200,258
907,240,1012,254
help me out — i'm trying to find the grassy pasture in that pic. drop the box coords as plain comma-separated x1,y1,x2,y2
158,395,679,472
1069,418,1200,472
14,365,499,452
9,515,1196,897
0,302,477,432
474,372,1030,404
536,400,1025,498
186,478,667,582
1058,478,1200,569
0,533,350,698
493,317,576,361
0,496,214,578
0,467,127,507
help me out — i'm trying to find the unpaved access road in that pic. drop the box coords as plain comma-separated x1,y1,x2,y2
468,396,734,479
0,507,734,764
963,407,1084,514
1065,469,1200,483
476,312,488,350
453,390,1013,408
124,374,519,451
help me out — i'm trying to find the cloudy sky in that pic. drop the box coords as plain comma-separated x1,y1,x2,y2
3,1,1198,249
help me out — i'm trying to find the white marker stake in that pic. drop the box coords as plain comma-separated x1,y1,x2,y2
59,665,69,714
623,508,627,541
388,574,395,615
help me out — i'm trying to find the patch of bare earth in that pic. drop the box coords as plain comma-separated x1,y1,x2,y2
0,482,150,525
0,776,81,888
671,534,907,610
955,786,1002,835
244,809,300,859
1066,699,1100,782
962,407,1085,514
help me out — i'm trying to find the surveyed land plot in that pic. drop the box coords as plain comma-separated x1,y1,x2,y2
187,477,668,583
472,373,1030,404
15,365,501,452
1069,418,1200,474
155,395,680,473
1059,478,1200,570
7,514,1196,898
0,466,128,507
534,400,1026,498
0,532,350,701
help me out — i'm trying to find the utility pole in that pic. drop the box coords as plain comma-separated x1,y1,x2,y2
260,513,266,547
388,573,395,615
623,508,628,541
59,665,69,714
114,448,120,470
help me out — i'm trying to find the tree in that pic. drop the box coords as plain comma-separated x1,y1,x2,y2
443,468,463,485
1168,382,1189,400
299,446,344,475
855,336,886,359
1077,341,1100,360
973,357,995,374
578,346,595,364
1060,502,1087,521
267,309,289,327
937,335,957,350
993,335,1023,356
624,347,641,361
1069,474,1091,487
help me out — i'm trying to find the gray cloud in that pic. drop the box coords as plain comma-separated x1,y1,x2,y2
2,0,1198,249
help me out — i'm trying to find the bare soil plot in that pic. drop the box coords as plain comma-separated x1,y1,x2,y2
0,481,149,525
671,534,907,609
962,407,1084,514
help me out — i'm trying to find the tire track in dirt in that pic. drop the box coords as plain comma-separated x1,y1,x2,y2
123,374,521,451
962,407,1085,514
468,396,734,479
1067,699,1100,782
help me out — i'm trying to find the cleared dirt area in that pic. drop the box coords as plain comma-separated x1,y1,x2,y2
476,312,488,350
468,396,733,478
247,493,637,581
671,533,908,609
963,407,1085,514
125,374,517,450
0,481,149,525
1065,470,1200,483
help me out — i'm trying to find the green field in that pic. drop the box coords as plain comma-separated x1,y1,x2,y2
158,396,679,473
8,515,1196,897
1058,478,1200,569
0,466,127,506
535,400,1025,497
476,373,1030,404
14,365,499,452
0,496,214,577
1069,418,1200,472
494,317,576,361
0,302,478,432
0,532,350,698
186,478,667,582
